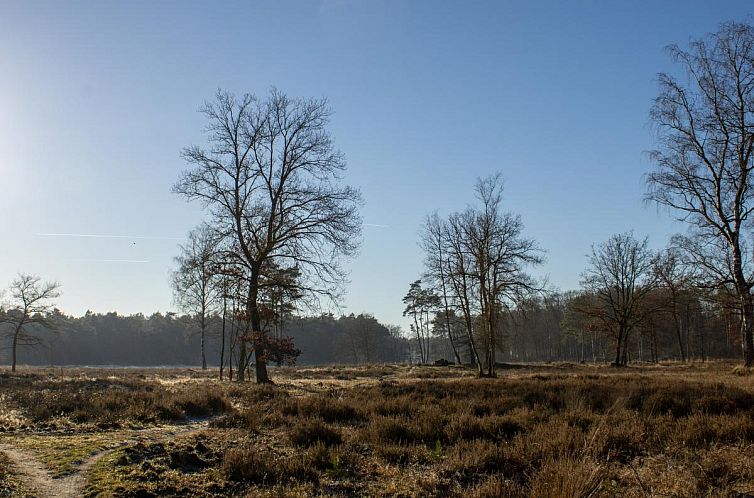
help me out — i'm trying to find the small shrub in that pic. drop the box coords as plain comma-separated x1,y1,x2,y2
589,414,646,463
529,457,603,498
363,416,417,445
468,475,527,498
222,444,276,483
289,419,343,447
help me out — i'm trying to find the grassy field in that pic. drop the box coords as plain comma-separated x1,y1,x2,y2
0,362,753,497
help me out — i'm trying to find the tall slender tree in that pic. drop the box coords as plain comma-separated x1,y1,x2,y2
646,21,754,366
420,213,463,364
171,224,220,370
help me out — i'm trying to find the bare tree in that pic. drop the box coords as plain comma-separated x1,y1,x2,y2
1,274,61,372
462,175,543,377
174,89,362,382
419,175,542,376
581,232,657,366
444,209,484,372
653,245,693,361
171,224,220,370
646,21,754,366
420,213,463,364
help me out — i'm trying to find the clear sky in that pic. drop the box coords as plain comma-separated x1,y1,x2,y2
1,1,752,331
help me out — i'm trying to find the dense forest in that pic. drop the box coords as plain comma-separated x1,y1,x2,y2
0,312,407,369
0,292,742,369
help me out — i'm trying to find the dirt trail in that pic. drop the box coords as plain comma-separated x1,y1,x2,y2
0,419,214,498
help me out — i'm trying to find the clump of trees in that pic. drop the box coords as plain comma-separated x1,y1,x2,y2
404,22,754,370
411,174,544,376
173,89,362,383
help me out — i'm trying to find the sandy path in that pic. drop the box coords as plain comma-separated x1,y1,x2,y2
0,419,214,498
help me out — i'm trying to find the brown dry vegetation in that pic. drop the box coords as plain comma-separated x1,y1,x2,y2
1,362,754,497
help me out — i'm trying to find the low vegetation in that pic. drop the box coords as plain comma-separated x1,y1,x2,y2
0,372,231,430
2,363,750,497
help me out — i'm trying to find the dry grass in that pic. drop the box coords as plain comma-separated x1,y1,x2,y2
0,373,231,429
2,362,754,496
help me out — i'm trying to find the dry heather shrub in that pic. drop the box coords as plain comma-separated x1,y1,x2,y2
674,413,754,448
571,382,616,413
289,418,343,447
409,405,448,443
446,413,523,442
360,406,447,445
510,419,585,467
210,406,262,431
368,395,417,417
373,443,432,465
222,443,329,484
236,383,286,403
468,475,527,498
172,387,231,417
222,444,277,483
362,415,417,445
443,439,525,477
713,414,754,443
504,406,552,429
587,413,646,463
673,414,729,448
529,457,603,498
280,396,362,424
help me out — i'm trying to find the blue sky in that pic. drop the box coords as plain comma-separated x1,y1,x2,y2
0,1,751,330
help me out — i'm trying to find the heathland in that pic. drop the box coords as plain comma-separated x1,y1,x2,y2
1,362,753,497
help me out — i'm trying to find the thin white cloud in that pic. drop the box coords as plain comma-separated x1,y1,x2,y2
364,223,390,228
70,258,150,264
36,233,182,240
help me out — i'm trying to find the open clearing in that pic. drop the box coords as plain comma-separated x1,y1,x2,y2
0,362,753,497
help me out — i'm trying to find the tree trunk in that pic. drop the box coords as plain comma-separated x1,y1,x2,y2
237,343,247,381
613,328,623,367
200,313,207,370
220,298,226,381
440,279,462,365
247,271,270,384
674,312,686,361
11,328,19,373
412,314,423,364
733,247,754,367
741,294,754,367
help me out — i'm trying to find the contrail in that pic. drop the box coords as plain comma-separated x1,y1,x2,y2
70,258,151,263
364,223,390,228
36,233,182,240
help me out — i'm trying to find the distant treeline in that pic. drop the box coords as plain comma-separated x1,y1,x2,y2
2,297,743,369
0,312,408,368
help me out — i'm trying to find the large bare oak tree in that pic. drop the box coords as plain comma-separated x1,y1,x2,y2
174,89,362,383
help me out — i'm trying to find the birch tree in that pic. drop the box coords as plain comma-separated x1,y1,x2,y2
646,21,754,366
